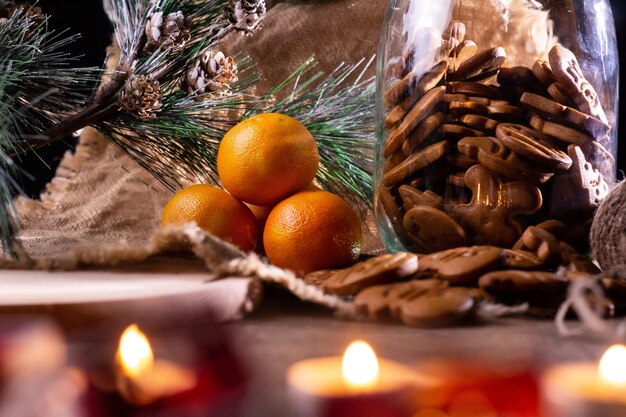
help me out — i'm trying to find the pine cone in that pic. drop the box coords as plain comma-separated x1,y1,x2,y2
225,0,266,34
144,10,191,52
180,50,238,98
119,75,163,120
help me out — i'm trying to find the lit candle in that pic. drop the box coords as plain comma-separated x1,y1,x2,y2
542,344,626,417
114,324,196,405
287,340,435,417
83,323,249,417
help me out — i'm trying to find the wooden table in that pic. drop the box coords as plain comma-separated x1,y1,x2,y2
229,288,614,417
0,272,616,417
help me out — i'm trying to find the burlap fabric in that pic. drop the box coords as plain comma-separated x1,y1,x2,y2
0,0,386,315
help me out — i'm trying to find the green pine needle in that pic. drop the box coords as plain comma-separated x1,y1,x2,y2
0,4,101,254
96,57,260,191
250,56,376,207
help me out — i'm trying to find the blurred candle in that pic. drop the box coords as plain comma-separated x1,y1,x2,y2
287,340,433,417
542,344,626,417
84,323,249,417
115,324,196,405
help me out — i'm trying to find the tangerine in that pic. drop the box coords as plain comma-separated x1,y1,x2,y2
263,191,362,275
217,113,319,206
161,184,258,252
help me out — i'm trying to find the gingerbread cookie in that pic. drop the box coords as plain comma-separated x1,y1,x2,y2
535,220,569,242
512,226,561,265
549,145,609,218
303,269,337,287
448,153,477,169
495,123,572,170
448,101,489,116
502,249,545,269
384,59,448,109
322,253,419,296
467,97,492,105
401,112,444,155
418,245,503,285
385,86,445,154
449,40,478,67
443,93,469,103
451,47,506,81
531,59,556,87
376,186,402,229
355,280,476,327
385,61,448,128
397,286,476,327
448,172,466,188
565,253,602,274
584,140,616,183
355,279,443,319
497,66,547,96
548,44,608,123
460,114,500,132
403,206,469,253
486,102,524,121
528,114,594,147
447,82,502,99
383,150,405,173
547,82,577,108
442,21,466,44
354,283,397,320
479,270,569,300
520,92,610,138
452,165,542,247
383,140,449,186
457,136,554,184
398,186,443,211
439,123,484,139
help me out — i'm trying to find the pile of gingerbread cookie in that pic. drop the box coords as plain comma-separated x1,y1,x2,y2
304,233,626,328
300,21,623,328
379,21,614,255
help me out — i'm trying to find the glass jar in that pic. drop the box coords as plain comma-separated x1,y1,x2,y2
374,0,619,254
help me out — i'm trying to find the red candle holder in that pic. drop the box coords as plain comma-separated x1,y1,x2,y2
74,323,249,417
412,359,541,417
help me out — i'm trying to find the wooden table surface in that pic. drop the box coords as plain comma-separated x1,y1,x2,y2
2,271,615,417
227,288,616,417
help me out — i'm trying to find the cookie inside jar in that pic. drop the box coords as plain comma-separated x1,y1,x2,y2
375,0,618,255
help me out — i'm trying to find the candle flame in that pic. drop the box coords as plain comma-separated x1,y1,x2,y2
117,324,154,378
342,340,379,388
599,344,626,384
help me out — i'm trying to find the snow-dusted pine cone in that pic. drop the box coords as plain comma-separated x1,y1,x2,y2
180,50,238,97
144,10,191,52
225,0,266,34
119,75,163,120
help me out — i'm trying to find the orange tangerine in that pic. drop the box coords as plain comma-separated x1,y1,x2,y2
263,191,362,275
217,113,319,206
161,184,258,251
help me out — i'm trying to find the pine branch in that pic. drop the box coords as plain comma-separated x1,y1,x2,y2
0,3,101,253
0,69,21,255
29,0,264,148
95,57,260,190
249,56,376,207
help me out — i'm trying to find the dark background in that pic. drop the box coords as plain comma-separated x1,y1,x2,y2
14,0,626,197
